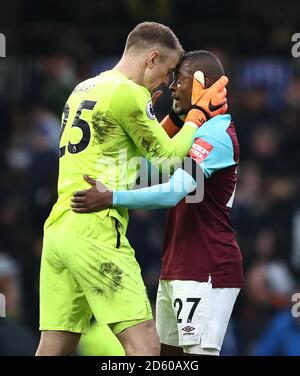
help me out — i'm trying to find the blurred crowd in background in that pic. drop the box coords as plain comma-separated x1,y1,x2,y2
1,0,300,356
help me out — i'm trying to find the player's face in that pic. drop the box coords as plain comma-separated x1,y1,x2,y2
145,49,180,93
170,59,194,115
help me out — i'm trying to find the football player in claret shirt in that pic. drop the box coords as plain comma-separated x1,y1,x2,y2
71,50,242,356
37,20,228,357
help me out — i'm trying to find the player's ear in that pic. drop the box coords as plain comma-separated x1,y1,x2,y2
148,51,160,69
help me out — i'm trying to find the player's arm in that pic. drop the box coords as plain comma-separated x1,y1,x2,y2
113,83,194,162
112,167,197,209
71,115,235,213
111,117,236,210
71,167,197,212
108,116,235,210
188,114,236,178
113,75,228,164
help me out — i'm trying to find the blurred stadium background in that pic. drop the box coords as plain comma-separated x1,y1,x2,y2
0,0,300,355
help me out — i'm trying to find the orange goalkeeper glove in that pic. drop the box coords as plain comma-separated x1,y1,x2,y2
185,71,228,128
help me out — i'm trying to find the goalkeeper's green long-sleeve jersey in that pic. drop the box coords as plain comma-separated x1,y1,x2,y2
45,69,196,229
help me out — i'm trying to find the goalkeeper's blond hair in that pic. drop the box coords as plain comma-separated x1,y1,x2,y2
124,22,184,60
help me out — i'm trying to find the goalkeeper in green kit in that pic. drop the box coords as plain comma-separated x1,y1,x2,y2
36,22,228,356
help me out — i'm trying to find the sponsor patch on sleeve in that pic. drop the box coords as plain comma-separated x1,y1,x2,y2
189,137,213,164
146,100,156,120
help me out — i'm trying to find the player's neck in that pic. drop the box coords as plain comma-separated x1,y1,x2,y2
113,55,145,87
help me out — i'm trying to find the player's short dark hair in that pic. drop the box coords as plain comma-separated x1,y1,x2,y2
182,50,224,86
125,22,183,55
